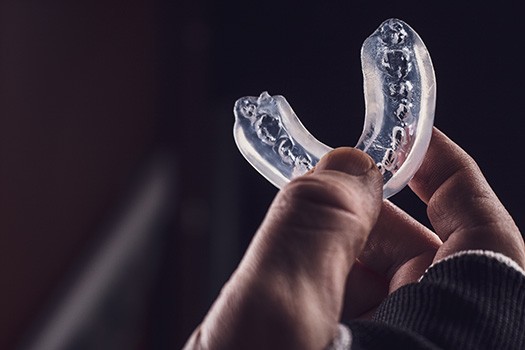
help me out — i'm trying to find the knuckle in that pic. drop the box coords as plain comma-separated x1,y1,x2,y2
283,174,351,211
272,173,379,237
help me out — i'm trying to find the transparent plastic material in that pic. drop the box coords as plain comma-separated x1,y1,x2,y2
233,18,436,198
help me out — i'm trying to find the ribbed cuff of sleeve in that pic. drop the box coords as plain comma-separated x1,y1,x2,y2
423,249,525,280
325,324,352,350
371,251,525,349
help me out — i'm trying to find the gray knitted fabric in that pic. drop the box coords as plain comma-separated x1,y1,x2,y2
345,252,525,349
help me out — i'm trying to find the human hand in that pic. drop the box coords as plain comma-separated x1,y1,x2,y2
184,128,525,349
184,146,383,349
343,128,525,319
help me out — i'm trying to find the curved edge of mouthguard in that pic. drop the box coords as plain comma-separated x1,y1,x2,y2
233,91,332,189
358,18,436,198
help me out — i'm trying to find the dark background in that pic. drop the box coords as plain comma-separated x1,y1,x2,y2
1,1,523,349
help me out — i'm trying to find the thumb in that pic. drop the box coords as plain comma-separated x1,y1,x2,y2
186,148,383,350
257,147,383,282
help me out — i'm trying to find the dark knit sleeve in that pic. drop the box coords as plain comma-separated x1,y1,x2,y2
346,251,525,350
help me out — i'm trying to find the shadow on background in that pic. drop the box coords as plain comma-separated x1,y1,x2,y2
0,1,523,349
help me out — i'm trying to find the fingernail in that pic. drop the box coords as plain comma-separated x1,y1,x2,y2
315,147,375,176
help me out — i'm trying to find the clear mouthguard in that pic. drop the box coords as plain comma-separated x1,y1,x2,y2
233,19,436,199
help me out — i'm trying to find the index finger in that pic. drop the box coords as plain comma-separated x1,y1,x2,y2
409,128,525,266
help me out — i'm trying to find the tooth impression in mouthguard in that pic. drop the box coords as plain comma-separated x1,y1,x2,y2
233,18,436,199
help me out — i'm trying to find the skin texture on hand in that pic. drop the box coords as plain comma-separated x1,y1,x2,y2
184,128,525,349
410,129,525,266
343,128,525,320
184,148,384,349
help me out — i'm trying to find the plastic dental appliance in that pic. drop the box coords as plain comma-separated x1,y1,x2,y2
233,18,436,198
